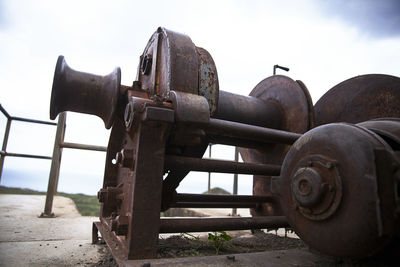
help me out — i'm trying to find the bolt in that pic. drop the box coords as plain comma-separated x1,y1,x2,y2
292,167,324,208
115,152,123,165
115,149,135,169
124,102,135,131
298,179,312,195
141,54,152,75
97,189,107,203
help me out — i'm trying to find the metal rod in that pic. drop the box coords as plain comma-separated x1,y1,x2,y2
206,118,301,145
169,202,257,209
61,142,107,152
42,112,66,217
159,216,289,233
233,146,239,216
208,144,212,193
176,193,272,203
0,104,11,119
1,152,52,160
273,64,289,75
207,134,264,149
11,116,57,126
0,118,12,183
165,155,281,176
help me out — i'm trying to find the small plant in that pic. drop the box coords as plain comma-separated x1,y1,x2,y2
208,231,232,255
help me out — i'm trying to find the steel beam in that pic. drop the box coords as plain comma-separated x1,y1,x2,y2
165,155,281,176
175,193,272,203
61,142,107,152
159,216,289,233
205,118,301,145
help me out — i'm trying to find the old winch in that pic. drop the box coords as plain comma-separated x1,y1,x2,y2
49,27,400,265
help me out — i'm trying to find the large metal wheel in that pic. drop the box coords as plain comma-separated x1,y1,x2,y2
280,122,400,258
240,75,313,216
314,74,400,126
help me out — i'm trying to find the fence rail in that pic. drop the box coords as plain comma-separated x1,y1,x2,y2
0,104,57,181
0,104,107,217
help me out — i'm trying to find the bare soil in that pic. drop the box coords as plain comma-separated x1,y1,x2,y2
92,230,305,266
92,231,399,267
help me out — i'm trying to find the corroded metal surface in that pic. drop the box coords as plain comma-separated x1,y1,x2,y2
279,122,399,258
50,56,121,129
239,75,312,217
314,74,400,126
197,47,219,116
138,27,199,99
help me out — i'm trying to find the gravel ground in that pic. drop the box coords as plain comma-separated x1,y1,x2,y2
92,231,399,267
92,230,306,266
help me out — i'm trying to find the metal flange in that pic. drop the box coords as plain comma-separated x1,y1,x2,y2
239,75,313,216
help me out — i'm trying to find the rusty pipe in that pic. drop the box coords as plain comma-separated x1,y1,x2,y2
175,193,273,203
169,202,258,208
159,216,289,233
215,90,282,129
205,118,301,145
164,155,281,175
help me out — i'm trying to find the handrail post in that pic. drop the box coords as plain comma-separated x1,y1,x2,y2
41,112,66,217
232,146,239,216
0,118,12,183
207,144,213,193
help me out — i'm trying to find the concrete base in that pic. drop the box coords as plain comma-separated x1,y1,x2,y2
0,194,103,267
125,248,335,267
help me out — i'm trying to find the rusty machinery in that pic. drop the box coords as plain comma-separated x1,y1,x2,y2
49,27,400,264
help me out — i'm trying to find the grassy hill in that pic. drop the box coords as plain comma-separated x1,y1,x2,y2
203,187,231,195
0,185,232,217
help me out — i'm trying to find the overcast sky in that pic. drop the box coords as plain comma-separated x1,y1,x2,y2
0,0,399,195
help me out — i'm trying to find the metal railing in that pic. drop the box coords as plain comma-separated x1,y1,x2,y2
0,104,57,182
41,112,107,217
207,143,239,216
0,104,107,217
